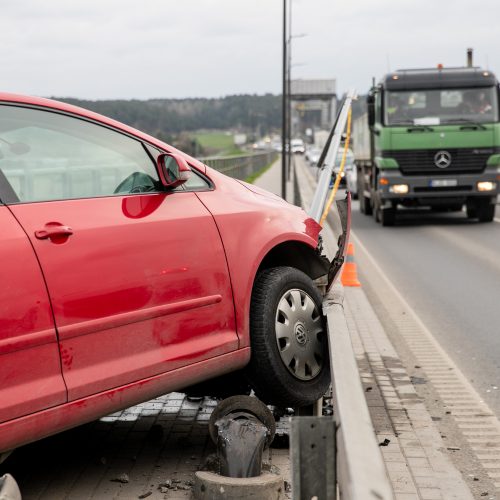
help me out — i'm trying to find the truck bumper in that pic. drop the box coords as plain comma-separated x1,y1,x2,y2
378,168,499,207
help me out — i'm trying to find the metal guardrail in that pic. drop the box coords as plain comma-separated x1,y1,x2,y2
309,89,357,223
199,151,277,181
324,284,394,500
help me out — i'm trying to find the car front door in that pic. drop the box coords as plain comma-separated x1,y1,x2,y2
0,206,67,424
0,104,237,401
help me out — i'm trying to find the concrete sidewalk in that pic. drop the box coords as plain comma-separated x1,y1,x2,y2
258,155,475,499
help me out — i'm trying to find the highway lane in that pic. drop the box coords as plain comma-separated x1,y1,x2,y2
349,199,500,415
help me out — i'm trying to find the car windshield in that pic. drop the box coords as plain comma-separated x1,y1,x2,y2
384,87,499,126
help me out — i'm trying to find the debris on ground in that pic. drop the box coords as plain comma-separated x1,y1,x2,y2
110,473,129,483
138,492,152,499
379,438,391,447
157,478,193,492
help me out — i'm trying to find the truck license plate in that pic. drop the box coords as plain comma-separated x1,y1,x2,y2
429,179,457,187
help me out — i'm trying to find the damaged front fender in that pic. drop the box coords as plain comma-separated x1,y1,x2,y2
325,193,351,292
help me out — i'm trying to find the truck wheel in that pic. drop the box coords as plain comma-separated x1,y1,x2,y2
378,206,396,226
360,194,372,215
466,203,477,219
477,200,495,222
246,266,330,408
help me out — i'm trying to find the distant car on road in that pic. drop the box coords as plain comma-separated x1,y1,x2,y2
306,147,322,166
291,138,305,154
327,148,357,197
345,158,358,199
0,93,349,458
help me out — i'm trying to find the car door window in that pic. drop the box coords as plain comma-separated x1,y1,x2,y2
0,105,160,203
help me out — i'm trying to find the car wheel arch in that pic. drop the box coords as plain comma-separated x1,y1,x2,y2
255,240,329,282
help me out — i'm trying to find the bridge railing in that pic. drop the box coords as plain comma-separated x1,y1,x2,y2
198,151,277,181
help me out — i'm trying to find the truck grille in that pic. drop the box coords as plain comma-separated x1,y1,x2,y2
384,148,492,175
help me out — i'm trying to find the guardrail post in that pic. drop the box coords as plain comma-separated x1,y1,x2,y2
291,416,336,500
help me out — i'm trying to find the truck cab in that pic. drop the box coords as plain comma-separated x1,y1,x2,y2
359,66,500,225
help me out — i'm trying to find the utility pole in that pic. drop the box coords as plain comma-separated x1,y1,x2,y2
281,0,287,199
287,0,292,182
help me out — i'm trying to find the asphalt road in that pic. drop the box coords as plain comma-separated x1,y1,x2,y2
348,197,500,415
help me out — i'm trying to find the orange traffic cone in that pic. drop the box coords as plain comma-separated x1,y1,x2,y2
341,243,361,287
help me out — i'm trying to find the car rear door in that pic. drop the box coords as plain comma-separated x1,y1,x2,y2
0,205,66,424
0,104,238,401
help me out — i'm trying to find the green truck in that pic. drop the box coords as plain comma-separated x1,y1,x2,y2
353,65,500,225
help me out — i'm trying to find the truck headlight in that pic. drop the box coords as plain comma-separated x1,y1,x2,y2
389,184,409,194
477,181,497,192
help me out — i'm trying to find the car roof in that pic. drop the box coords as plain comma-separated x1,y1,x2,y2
0,92,206,171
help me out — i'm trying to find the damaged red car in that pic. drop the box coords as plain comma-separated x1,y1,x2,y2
0,93,347,456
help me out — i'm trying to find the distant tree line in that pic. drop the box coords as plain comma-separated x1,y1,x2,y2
56,94,282,142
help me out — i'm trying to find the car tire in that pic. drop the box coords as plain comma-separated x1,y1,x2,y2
246,267,330,408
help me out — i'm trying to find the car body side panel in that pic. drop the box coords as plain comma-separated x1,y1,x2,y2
0,207,67,424
0,348,250,453
196,168,322,348
10,193,238,401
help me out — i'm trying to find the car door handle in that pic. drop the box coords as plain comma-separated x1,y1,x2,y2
35,225,74,240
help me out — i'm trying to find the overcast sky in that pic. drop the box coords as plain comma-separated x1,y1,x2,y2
1,0,498,100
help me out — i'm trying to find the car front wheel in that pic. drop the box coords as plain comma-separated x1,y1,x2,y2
246,266,330,407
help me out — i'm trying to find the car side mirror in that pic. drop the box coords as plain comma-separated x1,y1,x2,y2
157,153,191,189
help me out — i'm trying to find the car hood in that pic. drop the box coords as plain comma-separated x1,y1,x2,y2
235,179,288,203
201,166,351,291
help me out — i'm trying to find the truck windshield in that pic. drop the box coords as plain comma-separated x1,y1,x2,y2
385,87,499,126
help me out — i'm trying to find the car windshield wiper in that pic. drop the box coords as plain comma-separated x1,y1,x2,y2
445,118,487,130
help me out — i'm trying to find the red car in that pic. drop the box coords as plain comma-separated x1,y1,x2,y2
0,93,347,457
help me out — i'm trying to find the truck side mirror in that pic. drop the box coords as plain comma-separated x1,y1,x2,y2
367,93,376,128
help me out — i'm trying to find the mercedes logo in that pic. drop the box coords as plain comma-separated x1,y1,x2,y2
434,151,452,169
